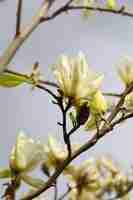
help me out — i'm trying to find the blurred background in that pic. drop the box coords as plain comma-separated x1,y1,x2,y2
0,0,133,198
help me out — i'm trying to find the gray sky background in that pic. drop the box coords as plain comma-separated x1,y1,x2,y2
0,0,133,198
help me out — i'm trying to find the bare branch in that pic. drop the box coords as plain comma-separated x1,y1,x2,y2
58,185,71,200
42,5,133,22
103,92,122,98
58,98,72,157
15,0,23,37
54,181,58,200
0,0,54,73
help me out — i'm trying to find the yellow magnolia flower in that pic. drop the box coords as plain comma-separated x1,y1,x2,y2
53,52,104,107
43,136,68,169
10,131,45,173
66,159,100,200
9,131,45,188
43,136,80,176
90,90,107,114
66,157,130,200
98,156,119,174
84,90,107,131
69,188,99,200
124,91,133,110
118,57,133,86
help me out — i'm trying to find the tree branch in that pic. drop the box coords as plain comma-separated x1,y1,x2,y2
42,5,133,22
58,99,72,157
5,69,59,88
103,92,122,98
54,181,58,200
0,0,54,73
15,0,23,37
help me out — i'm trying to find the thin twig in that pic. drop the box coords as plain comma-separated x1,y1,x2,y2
103,92,122,98
54,181,58,200
68,124,80,137
36,84,58,100
0,0,53,73
15,0,23,37
58,186,71,200
3,179,18,200
59,99,72,157
5,69,58,88
42,5,133,22
112,112,133,126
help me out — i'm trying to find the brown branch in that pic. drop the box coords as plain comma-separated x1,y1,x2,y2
112,112,133,126
0,0,54,73
36,84,58,100
15,0,23,37
42,5,133,22
103,92,122,98
54,181,58,200
3,180,17,200
58,186,71,200
58,98,72,157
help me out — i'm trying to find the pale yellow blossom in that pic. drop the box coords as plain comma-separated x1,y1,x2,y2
53,52,104,107
65,156,131,200
89,90,107,114
84,90,107,131
118,57,133,86
9,131,45,188
43,136,80,176
43,136,68,170
10,131,45,173
124,91,133,110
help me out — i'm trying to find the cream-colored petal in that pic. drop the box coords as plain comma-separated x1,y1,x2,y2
10,131,45,173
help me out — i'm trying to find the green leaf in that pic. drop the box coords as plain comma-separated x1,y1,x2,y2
0,73,28,87
0,168,11,178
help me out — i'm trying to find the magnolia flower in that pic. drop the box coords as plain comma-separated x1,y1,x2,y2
118,57,133,86
89,90,107,114
124,91,133,110
84,90,107,131
98,156,119,174
43,136,79,176
66,157,131,200
53,52,104,107
43,136,68,170
10,131,45,173
66,159,101,200
0,131,45,189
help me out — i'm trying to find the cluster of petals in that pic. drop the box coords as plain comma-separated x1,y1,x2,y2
65,156,130,200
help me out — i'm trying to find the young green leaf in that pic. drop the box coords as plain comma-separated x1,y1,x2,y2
0,73,29,87
0,168,11,178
